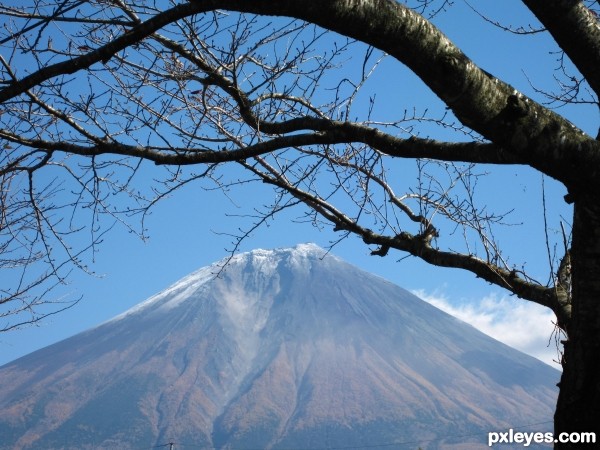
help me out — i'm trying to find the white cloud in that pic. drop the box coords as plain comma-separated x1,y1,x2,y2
412,289,563,369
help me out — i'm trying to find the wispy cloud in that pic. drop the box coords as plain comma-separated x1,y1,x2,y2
412,289,563,369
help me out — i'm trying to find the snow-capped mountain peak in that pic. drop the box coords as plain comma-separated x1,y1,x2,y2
0,244,559,450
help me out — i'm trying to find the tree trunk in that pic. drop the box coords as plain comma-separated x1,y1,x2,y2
555,196,600,448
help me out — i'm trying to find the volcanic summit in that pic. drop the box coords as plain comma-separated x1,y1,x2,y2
0,244,558,449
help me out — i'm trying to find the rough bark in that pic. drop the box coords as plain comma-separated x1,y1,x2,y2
522,0,600,98
196,0,600,191
2,1,598,188
555,196,600,447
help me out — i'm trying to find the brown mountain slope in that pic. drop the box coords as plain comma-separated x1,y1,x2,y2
0,244,558,449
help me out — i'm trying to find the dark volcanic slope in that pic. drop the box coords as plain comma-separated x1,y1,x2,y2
0,244,559,449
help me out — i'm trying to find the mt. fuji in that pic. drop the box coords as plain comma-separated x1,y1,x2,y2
0,244,558,449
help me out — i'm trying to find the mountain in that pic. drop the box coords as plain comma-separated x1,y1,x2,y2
0,243,559,449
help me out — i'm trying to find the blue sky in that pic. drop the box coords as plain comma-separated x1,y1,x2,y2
1,1,597,367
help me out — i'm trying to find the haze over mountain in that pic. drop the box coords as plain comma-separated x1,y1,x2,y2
0,243,559,449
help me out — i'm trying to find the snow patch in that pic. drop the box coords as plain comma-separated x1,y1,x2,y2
285,243,325,275
103,244,327,325
245,249,280,279
215,265,280,342
292,242,326,256
106,264,218,323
